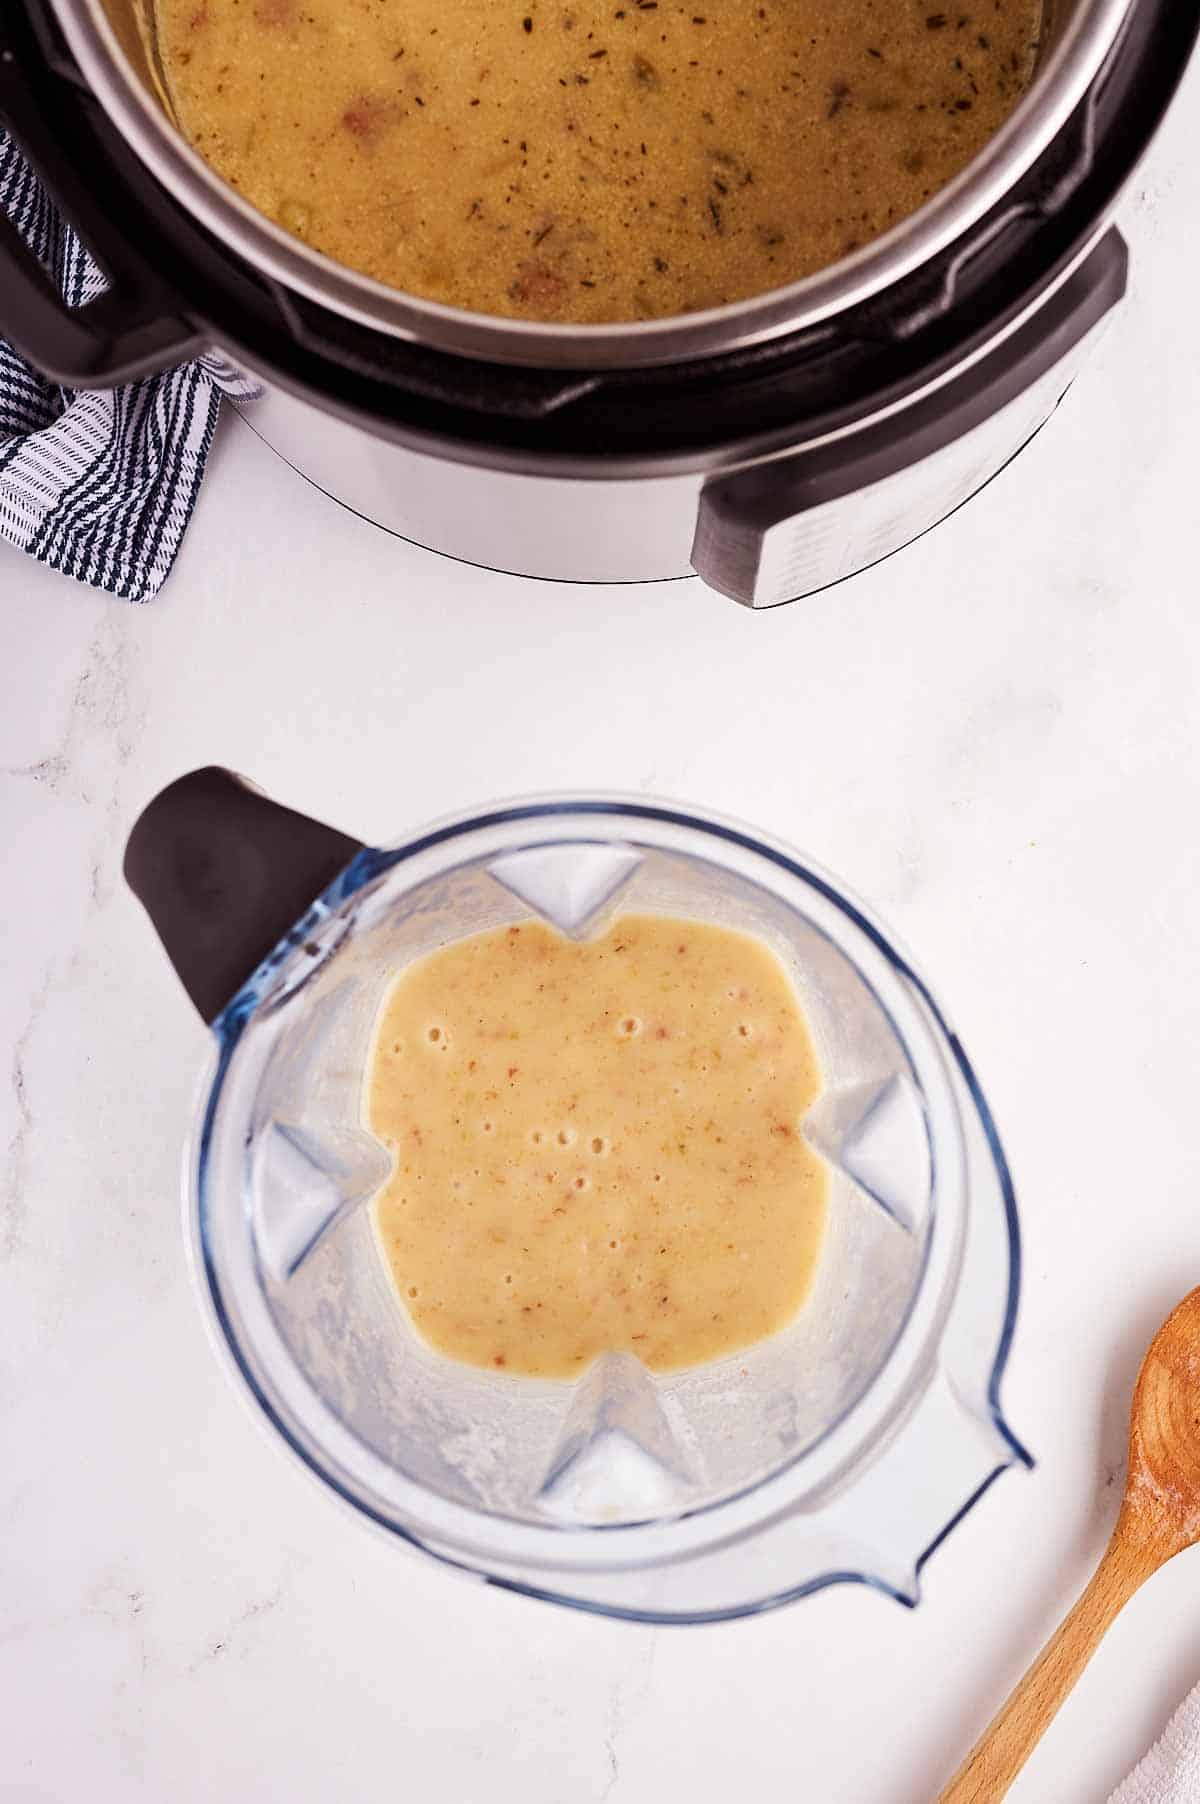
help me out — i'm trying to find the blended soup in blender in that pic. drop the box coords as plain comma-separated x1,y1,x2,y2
155,0,1043,322
366,913,828,1377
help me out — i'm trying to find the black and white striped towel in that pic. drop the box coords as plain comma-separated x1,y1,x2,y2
0,129,255,602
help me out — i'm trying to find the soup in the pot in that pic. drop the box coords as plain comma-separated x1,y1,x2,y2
157,0,1043,322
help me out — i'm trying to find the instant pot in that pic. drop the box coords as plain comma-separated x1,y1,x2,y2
0,0,1195,604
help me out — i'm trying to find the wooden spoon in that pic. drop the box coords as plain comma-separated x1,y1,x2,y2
939,1285,1200,1803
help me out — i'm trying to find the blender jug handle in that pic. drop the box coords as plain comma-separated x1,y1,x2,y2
123,768,364,1023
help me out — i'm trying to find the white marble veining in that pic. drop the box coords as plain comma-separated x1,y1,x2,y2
4,60,1200,1804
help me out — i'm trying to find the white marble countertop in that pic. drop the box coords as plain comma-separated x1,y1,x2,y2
4,59,1200,1804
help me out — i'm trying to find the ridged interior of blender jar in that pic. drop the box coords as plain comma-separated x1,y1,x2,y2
225,838,946,1530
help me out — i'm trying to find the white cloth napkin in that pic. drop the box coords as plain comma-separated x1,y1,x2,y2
1109,1682,1200,1804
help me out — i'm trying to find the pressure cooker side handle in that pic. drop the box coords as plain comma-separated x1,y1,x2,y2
691,229,1128,610
124,769,365,1023
0,50,205,384
0,207,205,384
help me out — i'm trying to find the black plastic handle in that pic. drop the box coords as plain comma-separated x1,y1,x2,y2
124,769,365,1023
692,228,1128,609
0,206,205,383
0,42,205,384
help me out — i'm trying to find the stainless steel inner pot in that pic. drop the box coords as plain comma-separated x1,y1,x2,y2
49,0,1131,369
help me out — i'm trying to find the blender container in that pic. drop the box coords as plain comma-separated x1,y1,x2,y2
125,773,1030,1622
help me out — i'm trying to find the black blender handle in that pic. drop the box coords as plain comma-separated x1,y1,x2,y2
124,769,365,1023
0,39,205,384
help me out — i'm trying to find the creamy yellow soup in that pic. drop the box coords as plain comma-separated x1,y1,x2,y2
157,0,1043,322
366,913,828,1378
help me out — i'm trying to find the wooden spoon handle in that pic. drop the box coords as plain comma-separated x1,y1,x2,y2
937,1535,1151,1803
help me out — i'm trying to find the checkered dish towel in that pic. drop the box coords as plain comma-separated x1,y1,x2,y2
0,129,256,602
